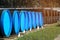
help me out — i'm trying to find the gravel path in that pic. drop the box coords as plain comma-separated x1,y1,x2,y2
54,35,60,40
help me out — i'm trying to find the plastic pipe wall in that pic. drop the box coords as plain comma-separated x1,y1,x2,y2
0,10,44,37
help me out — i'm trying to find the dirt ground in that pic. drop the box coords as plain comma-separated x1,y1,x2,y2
54,35,60,40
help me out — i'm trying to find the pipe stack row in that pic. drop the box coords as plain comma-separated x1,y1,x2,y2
0,10,44,37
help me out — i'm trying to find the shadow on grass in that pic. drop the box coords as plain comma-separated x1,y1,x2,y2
56,24,60,27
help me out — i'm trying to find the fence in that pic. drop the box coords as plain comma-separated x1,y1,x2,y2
43,9,59,24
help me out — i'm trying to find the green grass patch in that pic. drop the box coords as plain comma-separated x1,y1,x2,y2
17,24,60,40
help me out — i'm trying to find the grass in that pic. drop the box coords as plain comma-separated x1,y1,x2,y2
17,24,60,40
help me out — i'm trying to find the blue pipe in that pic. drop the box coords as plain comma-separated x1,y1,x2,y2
28,11,32,30
13,10,20,35
36,12,39,26
24,11,29,31
32,11,36,29
39,12,44,27
20,10,25,32
1,10,12,37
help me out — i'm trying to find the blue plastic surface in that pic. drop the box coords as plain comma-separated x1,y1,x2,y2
36,12,39,26
20,11,25,32
13,10,20,35
24,11,29,31
32,12,36,28
28,11,32,30
39,12,43,27
1,10,12,37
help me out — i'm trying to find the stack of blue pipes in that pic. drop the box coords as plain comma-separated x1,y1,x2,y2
0,10,44,37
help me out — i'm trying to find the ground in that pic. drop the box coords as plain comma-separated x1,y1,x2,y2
1,23,60,40
17,23,60,40
54,35,60,40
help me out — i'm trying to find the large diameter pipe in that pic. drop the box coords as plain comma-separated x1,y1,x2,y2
20,10,25,32
1,10,12,37
39,12,44,27
28,11,32,30
24,11,29,31
12,10,20,35
32,11,36,29
36,12,39,26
